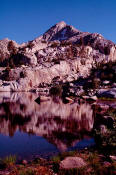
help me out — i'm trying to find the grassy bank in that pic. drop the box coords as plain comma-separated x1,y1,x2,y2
0,149,116,175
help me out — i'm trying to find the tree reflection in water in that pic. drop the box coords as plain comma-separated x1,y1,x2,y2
0,92,95,157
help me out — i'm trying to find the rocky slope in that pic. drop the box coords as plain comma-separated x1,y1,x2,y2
0,21,116,92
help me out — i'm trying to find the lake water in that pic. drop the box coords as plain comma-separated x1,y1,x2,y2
0,92,113,160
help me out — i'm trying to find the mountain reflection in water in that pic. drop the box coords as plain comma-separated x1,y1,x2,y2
0,92,95,159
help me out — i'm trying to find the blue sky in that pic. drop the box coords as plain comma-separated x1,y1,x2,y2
0,0,116,43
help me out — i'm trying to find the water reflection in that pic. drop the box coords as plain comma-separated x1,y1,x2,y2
0,92,95,158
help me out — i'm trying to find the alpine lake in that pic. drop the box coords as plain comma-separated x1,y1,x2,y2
0,92,115,162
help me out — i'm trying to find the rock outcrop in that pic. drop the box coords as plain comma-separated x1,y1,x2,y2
97,88,116,99
60,157,87,169
0,21,116,91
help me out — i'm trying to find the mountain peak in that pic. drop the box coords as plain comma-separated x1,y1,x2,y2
40,21,80,42
56,21,67,28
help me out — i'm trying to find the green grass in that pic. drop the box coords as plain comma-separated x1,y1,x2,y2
19,168,35,175
3,154,16,166
51,151,77,163
49,85,63,97
98,97,116,101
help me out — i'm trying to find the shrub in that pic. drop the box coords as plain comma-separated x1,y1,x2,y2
49,85,63,97
60,41,72,47
0,50,7,62
92,78,101,89
19,169,35,175
2,67,11,81
7,41,17,55
2,67,17,81
3,155,16,167
28,41,34,49
41,40,47,44
79,47,86,58
91,61,116,83
80,59,86,65
51,42,59,48
65,47,73,59
9,57,16,68
20,71,27,78
52,59,60,64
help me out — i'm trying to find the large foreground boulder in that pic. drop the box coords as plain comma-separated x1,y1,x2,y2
60,157,87,169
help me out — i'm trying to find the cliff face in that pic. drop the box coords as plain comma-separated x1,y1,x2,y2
0,21,116,91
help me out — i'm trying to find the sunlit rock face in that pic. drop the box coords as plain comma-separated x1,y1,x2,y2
41,21,81,41
0,58,94,91
0,93,94,150
0,22,116,92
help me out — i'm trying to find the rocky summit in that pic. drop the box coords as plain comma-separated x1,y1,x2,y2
0,21,116,93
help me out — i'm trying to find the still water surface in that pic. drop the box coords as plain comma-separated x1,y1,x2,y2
0,92,97,159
